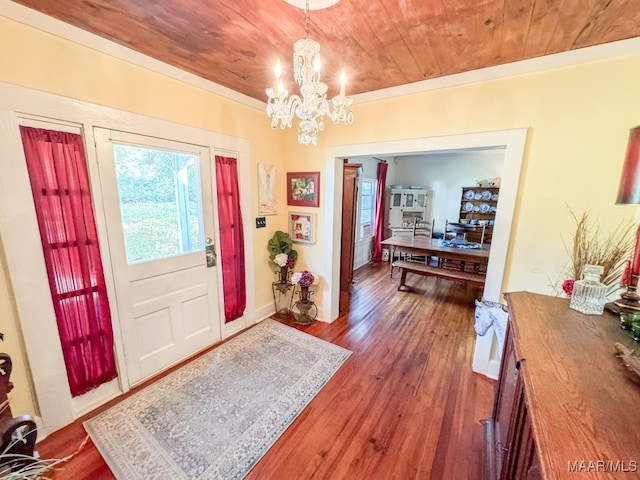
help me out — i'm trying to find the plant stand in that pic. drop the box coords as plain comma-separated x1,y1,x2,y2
272,281,294,319
291,286,318,325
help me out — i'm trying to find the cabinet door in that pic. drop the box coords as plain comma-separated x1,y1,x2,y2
493,325,519,478
391,192,402,207
387,207,403,227
404,192,414,207
416,193,426,208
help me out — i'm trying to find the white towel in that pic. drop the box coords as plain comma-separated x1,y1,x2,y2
474,299,509,354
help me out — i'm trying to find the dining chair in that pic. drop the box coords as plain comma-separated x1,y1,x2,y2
408,218,434,264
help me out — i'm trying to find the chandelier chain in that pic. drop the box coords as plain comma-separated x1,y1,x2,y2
304,0,310,38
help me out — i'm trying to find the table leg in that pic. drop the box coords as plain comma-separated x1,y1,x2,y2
389,246,396,278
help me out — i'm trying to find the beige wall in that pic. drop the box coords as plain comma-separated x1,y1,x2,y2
342,58,640,292
2,12,640,419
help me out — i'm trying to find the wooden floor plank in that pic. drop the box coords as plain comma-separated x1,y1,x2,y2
36,262,495,479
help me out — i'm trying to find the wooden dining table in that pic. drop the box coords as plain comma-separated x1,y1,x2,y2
380,236,490,276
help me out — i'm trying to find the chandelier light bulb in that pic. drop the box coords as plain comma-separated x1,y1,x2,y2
339,68,346,97
313,55,321,73
273,59,283,92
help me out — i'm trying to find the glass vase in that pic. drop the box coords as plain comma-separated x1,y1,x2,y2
569,265,607,315
279,266,289,283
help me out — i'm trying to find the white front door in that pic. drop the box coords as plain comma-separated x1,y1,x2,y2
95,128,221,386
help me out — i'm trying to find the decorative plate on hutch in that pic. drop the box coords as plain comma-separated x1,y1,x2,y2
481,190,492,200
464,190,475,200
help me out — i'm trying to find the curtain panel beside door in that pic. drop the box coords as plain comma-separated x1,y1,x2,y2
20,126,117,397
372,162,388,262
214,155,246,322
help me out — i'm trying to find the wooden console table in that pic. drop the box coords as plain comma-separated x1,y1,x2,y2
484,292,640,479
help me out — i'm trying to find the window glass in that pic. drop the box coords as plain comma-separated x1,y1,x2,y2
358,178,377,239
113,144,204,264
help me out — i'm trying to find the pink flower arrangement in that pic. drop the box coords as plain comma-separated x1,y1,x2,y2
291,270,319,287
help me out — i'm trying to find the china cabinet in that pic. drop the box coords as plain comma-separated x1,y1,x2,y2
386,188,428,228
459,186,499,244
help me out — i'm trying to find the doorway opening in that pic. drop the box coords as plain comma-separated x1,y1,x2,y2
322,129,528,378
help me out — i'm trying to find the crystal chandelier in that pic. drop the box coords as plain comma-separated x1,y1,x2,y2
266,0,354,146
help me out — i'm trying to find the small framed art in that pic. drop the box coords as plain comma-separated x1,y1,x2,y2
287,171,320,207
257,163,277,215
289,212,315,244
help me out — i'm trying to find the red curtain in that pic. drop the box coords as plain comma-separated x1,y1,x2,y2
215,155,246,322
20,126,117,397
372,162,388,262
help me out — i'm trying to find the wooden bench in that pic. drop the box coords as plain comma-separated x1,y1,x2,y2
392,260,485,291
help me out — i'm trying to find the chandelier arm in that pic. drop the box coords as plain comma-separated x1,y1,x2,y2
285,94,302,123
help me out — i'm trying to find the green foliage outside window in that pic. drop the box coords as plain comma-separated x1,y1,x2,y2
113,144,203,264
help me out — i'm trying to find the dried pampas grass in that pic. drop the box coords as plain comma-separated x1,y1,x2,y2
562,209,636,297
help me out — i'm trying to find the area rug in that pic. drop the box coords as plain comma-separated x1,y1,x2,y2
84,319,351,479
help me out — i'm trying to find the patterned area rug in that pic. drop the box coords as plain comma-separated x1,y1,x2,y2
84,319,351,479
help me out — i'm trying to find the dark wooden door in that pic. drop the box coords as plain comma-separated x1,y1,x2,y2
339,163,361,312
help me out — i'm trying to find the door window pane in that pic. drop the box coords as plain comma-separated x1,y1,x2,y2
113,144,204,264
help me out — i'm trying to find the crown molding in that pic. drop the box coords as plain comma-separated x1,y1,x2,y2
353,37,640,104
0,0,265,110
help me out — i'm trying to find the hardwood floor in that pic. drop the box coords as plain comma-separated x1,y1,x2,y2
37,262,495,479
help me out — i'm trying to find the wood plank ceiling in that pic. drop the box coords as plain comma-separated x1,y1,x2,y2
10,0,640,102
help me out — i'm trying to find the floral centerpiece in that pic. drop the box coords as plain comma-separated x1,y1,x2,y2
267,231,298,283
291,270,319,289
555,209,635,298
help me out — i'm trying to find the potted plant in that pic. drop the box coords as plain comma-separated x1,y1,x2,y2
267,231,298,283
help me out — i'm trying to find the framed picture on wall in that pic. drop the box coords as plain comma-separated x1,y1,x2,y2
258,163,277,215
288,212,315,244
287,171,320,207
